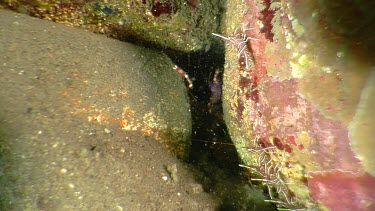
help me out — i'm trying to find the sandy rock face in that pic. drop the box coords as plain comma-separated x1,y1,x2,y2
222,0,375,210
0,9,191,158
0,10,210,210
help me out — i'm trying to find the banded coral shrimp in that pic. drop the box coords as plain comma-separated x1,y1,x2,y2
212,24,259,71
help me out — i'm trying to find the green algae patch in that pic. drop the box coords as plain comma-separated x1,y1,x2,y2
0,0,224,52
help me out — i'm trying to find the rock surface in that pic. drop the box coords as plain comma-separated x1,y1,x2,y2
0,9,215,210
221,0,375,210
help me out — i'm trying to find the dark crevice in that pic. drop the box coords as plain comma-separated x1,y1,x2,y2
164,39,276,210
164,41,240,174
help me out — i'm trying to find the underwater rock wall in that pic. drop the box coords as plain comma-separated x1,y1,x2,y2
222,0,375,210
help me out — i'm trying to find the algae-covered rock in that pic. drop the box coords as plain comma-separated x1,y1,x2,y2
0,0,223,52
221,0,375,210
0,10,206,209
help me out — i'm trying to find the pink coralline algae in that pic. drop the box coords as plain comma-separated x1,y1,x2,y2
309,170,375,211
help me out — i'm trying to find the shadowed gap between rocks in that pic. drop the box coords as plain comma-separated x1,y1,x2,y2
164,40,277,211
